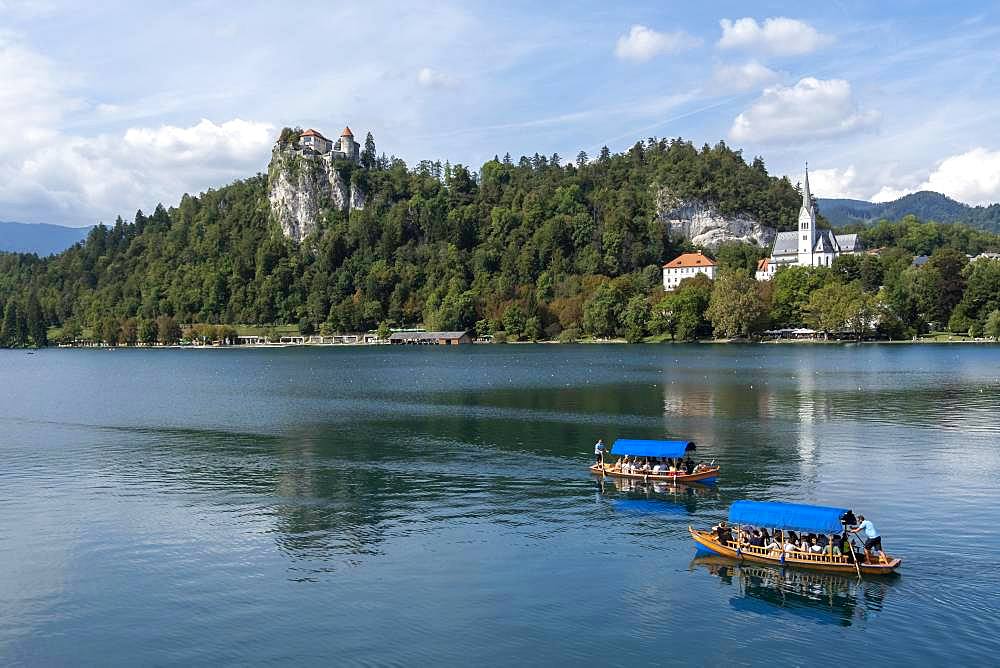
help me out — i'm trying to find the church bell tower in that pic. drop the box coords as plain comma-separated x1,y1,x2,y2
797,163,816,266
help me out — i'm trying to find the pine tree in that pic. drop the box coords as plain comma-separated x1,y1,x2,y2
25,292,47,347
361,132,376,169
576,151,588,167
0,301,14,347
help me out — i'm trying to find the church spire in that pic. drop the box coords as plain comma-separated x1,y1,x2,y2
802,161,811,209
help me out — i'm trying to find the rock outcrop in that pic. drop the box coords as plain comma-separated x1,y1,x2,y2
655,188,776,249
267,145,365,242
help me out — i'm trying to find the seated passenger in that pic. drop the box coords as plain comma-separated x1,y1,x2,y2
651,463,662,474
783,539,799,553
809,538,824,553
685,458,695,474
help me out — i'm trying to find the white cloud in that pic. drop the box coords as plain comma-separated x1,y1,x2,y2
917,147,1000,205
123,118,273,163
807,166,864,199
730,77,879,143
2,118,275,224
718,17,833,56
614,24,701,62
712,60,780,92
416,67,458,89
863,148,1000,205
870,185,915,203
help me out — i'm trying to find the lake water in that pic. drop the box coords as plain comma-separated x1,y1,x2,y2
1,344,999,666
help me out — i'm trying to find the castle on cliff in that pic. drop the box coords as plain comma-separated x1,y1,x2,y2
297,126,360,164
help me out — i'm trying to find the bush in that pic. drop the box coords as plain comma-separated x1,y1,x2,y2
491,330,508,344
558,327,580,343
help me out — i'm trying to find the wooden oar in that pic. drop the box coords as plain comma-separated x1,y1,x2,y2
848,536,863,579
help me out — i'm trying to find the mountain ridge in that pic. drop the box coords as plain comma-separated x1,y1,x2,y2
0,221,93,256
818,191,1000,232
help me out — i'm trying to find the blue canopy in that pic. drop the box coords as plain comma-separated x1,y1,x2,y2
610,439,695,458
728,501,849,534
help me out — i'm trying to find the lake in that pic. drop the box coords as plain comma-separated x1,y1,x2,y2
1,344,999,666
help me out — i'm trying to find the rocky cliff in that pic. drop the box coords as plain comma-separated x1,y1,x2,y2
655,188,776,249
267,146,365,242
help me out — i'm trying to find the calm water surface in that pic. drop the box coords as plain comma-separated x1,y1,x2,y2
1,344,999,666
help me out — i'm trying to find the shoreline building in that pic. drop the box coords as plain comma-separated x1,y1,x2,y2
662,251,717,291
755,165,862,281
298,126,360,164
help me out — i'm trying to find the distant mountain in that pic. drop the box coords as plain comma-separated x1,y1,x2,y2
818,191,1000,233
0,221,92,256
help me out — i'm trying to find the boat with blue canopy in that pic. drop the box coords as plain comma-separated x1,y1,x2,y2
590,438,720,485
689,500,901,576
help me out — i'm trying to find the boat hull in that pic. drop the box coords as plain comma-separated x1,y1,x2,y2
590,464,719,485
689,527,901,576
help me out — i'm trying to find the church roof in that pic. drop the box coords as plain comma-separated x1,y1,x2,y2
341,126,354,137
813,229,839,254
757,258,770,271
835,233,860,251
301,128,328,140
771,231,799,256
663,251,717,269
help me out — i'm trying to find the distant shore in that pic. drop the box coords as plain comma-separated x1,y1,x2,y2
46,334,1000,350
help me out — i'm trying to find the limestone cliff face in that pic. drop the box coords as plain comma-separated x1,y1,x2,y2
655,188,776,249
267,146,365,242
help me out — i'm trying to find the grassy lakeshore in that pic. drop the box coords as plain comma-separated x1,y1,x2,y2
42,323,1000,349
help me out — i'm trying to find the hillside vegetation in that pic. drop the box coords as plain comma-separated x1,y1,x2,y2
1,136,999,347
820,191,1000,233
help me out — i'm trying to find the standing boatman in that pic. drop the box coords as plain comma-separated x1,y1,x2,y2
594,439,605,469
850,514,884,563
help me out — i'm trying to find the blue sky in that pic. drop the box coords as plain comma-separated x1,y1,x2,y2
2,0,1000,226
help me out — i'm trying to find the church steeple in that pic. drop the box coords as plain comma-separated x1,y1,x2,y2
797,161,817,266
802,162,812,212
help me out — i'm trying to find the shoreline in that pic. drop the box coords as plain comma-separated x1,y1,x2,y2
44,337,1000,350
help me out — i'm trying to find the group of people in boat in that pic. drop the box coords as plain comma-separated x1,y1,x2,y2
611,455,712,476
712,510,887,564
593,439,712,476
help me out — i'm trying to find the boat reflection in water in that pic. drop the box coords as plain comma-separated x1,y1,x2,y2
596,475,717,516
690,555,895,627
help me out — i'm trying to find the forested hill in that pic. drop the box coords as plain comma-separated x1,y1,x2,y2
3,135,999,349
0,138,803,335
819,191,1000,232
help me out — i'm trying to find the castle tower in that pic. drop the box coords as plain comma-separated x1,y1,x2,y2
339,126,357,161
797,163,816,266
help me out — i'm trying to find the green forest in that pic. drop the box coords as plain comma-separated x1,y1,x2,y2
1,135,999,347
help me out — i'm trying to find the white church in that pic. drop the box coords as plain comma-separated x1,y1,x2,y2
755,165,862,281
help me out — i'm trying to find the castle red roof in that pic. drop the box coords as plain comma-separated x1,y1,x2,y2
341,126,354,137
301,129,328,140
662,252,717,269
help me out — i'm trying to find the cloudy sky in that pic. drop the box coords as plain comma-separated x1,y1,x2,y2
3,0,1000,226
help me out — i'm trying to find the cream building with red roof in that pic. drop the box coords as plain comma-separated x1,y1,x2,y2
662,251,717,291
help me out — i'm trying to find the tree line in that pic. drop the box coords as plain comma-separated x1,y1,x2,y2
0,133,998,347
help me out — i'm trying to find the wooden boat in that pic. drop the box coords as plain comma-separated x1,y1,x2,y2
690,501,901,576
590,438,719,484
589,463,720,484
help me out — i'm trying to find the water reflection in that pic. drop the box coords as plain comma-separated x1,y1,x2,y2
594,476,715,516
690,555,894,627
